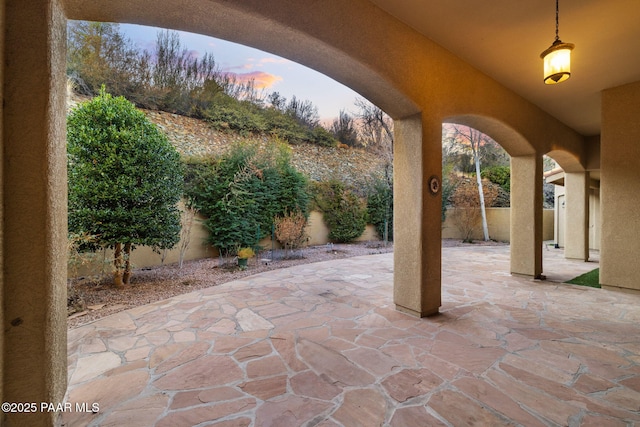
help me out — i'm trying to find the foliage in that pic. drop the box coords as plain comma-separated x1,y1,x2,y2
67,232,102,280
185,141,309,255
366,176,393,241
67,88,183,286
355,97,394,150
274,210,309,252
441,164,460,222
67,21,146,99
331,110,359,147
68,22,338,147
442,124,509,174
150,30,222,113
205,95,267,135
205,94,337,146
312,180,367,243
178,203,197,269
481,165,510,193
237,247,255,259
450,180,498,243
283,95,320,129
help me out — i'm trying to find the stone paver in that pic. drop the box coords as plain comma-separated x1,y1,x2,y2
65,246,640,426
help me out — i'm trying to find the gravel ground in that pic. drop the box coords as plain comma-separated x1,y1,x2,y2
67,239,507,329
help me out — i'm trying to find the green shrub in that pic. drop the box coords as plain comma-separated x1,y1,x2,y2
205,97,338,146
67,88,183,286
310,126,338,147
366,177,393,241
185,141,309,254
312,180,367,243
481,165,510,193
205,95,267,135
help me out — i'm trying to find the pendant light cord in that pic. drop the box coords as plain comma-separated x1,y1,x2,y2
555,0,560,42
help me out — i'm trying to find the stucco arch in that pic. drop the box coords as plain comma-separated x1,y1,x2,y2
60,0,587,316
63,0,421,121
63,0,585,148
1,4,596,424
443,114,534,157
546,149,586,173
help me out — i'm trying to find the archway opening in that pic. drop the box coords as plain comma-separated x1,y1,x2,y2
545,149,599,263
65,20,400,317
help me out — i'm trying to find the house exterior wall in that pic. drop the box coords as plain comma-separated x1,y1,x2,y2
2,2,618,424
2,1,68,425
601,81,640,291
553,186,601,251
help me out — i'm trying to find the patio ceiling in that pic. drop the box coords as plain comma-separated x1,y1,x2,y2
370,0,640,137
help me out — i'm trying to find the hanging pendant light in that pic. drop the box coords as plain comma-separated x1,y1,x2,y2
540,0,574,84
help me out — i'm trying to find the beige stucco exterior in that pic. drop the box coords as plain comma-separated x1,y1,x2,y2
2,1,638,425
442,208,554,243
551,181,601,252
3,1,68,425
600,81,640,292
71,210,381,278
73,205,549,279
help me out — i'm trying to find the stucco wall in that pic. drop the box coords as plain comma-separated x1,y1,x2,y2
601,81,640,291
442,208,554,242
2,1,68,424
70,209,381,278
75,206,555,275
554,186,601,251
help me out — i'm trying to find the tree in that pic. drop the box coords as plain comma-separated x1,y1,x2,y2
331,110,359,147
443,124,498,241
67,88,184,287
355,97,394,154
355,98,394,235
152,30,220,113
67,21,147,100
285,95,320,129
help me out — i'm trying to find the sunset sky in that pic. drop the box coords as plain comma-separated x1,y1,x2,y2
120,23,361,121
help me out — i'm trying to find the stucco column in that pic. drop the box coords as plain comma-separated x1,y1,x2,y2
394,114,441,317
600,81,640,291
510,155,543,278
564,172,589,260
3,1,68,426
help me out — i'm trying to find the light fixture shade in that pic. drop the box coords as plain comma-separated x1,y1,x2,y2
541,40,574,84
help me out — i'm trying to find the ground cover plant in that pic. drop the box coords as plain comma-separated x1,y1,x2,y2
565,268,601,288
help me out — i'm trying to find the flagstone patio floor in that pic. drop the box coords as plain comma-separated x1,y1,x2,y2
64,245,640,426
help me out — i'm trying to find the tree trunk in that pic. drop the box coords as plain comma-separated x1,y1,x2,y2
473,149,490,241
113,242,124,288
123,242,132,284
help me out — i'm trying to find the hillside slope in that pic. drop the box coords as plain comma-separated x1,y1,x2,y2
69,93,387,191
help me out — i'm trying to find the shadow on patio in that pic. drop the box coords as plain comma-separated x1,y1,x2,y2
64,245,640,426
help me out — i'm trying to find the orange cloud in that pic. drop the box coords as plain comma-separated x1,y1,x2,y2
257,57,290,66
226,71,283,89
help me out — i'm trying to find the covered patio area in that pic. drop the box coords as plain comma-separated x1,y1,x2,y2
64,246,640,426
